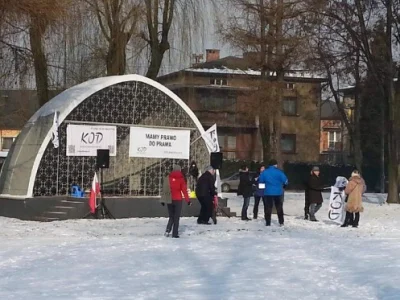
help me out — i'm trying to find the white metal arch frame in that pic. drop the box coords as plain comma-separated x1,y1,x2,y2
26,74,206,198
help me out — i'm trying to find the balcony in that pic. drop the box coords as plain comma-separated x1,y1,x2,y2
193,110,257,128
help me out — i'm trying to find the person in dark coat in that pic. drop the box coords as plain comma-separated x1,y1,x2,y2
237,165,254,221
195,166,216,224
253,165,266,219
306,166,324,222
165,165,191,238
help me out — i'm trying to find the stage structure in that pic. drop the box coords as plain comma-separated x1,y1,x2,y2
0,75,232,220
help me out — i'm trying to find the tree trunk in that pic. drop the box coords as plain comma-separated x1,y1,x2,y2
274,0,284,168
385,0,399,203
106,32,128,76
260,123,271,163
353,52,363,171
146,44,168,79
29,15,49,107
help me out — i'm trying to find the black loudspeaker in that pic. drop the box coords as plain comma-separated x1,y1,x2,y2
210,152,223,169
96,149,110,169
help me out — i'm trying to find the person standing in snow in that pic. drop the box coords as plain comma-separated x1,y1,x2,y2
237,165,253,221
259,159,288,226
306,166,325,222
253,165,266,219
195,166,216,225
164,165,191,238
341,170,366,228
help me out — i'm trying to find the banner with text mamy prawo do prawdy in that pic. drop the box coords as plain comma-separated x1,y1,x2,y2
66,124,117,156
129,126,190,159
328,186,346,224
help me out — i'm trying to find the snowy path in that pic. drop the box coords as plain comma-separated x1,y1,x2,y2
1,193,400,300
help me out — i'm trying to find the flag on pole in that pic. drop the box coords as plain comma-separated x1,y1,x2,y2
52,111,59,148
89,172,100,214
202,124,220,153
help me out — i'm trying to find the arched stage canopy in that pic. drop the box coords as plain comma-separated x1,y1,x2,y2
0,75,209,199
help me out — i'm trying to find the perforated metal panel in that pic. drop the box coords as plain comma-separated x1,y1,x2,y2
33,81,208,196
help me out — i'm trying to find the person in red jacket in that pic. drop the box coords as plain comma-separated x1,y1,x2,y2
165,165,191,238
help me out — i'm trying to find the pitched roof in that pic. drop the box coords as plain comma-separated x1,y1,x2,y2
185,56,327,80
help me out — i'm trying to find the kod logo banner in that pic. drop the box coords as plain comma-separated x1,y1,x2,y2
66,124,117,156
328,186,346,224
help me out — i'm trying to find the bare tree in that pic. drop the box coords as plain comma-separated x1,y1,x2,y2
218,0,310,165
85,0,142,76
306,0,399,202
141,0,211,79
1,0,71,106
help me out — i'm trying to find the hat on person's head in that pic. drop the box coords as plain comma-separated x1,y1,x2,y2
269,159,278,166
172,164,181,171
204,165,215,172
312,166,320,172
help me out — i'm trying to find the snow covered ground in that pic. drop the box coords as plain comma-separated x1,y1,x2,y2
1,192,400,300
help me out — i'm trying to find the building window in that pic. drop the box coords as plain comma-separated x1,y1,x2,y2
282,97,297,116
328,131,341,150
281,134,296,153
210,78,228,86
1,137,14,151
286,83,295,90
198,90,236,110
218,135,236,159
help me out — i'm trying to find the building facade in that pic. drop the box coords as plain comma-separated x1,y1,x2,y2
158,49,326,163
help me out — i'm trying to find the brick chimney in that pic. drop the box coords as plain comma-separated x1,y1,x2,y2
206,49,220,62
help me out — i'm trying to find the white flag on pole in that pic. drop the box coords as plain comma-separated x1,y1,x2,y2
52,111,59,149
202,124,220,153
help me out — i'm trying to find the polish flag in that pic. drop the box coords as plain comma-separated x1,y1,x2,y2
89,172,100,214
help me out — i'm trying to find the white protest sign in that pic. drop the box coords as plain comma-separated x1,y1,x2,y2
328,186,346,224
202,124,220,153
66,124,117,156
129,127,190,159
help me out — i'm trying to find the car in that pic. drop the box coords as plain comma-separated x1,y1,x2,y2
221,171,257,192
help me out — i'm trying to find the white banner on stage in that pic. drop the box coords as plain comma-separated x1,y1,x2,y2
328,186,346,224
66,124,117,156
129,126,190,159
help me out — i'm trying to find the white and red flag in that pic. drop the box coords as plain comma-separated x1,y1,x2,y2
89,172,100,214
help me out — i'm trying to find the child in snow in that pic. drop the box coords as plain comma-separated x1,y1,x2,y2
341,170,366,228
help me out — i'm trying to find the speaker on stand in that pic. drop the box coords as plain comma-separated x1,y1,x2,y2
95,149,114,219
210,152,223,170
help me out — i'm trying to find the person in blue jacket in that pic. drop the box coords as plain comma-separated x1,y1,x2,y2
259,159,288,226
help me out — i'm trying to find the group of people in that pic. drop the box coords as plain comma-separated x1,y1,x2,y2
238,161,367,228
160,164,217,238
237,159,288,226
303,166,366,227
161,160,367,238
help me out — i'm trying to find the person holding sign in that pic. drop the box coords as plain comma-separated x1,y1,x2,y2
342,170,366,228
253,165,266,219
164,165,191,238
